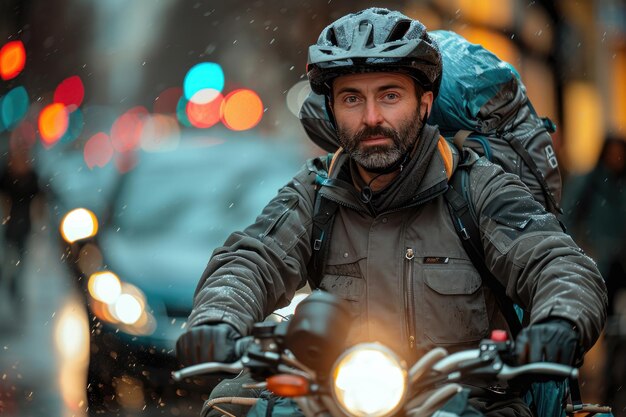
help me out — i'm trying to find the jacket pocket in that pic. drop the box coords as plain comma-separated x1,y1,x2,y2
422,260,489,345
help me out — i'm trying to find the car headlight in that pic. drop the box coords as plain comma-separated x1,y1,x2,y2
60,208,99,243
332,343,407,417
88,271,122,304
87,272,156,335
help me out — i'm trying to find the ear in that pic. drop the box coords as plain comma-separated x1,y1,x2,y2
420,91,434,119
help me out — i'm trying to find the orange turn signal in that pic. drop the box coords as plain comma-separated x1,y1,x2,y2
266,374,310,397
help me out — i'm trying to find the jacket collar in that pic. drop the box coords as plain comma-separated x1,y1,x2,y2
311,125,459,214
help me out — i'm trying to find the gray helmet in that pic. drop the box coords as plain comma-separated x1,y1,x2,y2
307,8,442,98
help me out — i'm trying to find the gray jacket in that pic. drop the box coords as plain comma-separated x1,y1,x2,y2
188,125,607,362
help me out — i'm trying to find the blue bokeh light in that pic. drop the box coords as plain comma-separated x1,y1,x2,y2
176,96,192,127
1,86,29,130
183,62,224,101
59,108,85,144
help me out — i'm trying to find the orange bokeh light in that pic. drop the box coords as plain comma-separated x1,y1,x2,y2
54,75,85,109
38,103,69,147
0,41,26,80
186,89,224,129
221,89,263,131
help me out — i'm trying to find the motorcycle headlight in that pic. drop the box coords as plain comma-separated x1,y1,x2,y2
332,343,407,417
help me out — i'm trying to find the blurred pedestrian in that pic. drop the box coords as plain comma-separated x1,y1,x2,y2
561,133,626,414
561,134,626,315
0,139,39,314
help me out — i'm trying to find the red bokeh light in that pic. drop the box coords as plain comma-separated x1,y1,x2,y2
54,75,85,109
110,106,148,152
186,89,224,129
0,41,26,80
84,132,114,169
154,87,183,114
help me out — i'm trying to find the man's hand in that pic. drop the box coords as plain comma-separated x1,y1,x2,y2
515,319,580,366
175,323,241,366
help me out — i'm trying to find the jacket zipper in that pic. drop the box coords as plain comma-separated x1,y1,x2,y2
318,191,368,214
404,247,416,350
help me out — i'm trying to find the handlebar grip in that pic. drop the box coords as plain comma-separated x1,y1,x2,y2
172,336,254,382
235,336,254,358
172,360,244,381
498,363,578,381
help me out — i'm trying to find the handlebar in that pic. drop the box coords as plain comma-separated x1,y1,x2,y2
497,363,578,381
429,348,577,380
172,360,244,381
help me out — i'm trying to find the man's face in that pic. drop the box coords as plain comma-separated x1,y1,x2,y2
331,72,430,171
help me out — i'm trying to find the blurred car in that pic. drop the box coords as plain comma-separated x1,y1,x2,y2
37,127,305,415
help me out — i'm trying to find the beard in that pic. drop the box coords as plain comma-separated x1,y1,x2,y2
336,109,423,171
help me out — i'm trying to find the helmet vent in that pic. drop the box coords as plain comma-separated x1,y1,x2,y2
386,20,411,42
358,21,375,48
326,28,339,46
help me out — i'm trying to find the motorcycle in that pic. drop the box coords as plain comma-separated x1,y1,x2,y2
173,291,612,417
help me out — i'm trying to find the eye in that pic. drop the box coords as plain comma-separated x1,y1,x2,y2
383,92,399,101
343,95,360,104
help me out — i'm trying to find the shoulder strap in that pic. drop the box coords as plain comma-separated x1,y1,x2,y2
307,190,339,289
307,154,340,289
444,164,523,337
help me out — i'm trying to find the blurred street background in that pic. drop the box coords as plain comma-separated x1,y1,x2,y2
0,0,625,416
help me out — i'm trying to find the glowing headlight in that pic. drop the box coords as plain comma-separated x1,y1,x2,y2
60,208,99,243
332,343,407,417
112,293,144,325
88,271,122,304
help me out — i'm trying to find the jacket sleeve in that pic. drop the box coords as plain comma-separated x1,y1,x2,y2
470,161,608,352
186,164,318,335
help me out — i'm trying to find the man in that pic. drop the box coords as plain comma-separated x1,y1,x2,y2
177,8,607,416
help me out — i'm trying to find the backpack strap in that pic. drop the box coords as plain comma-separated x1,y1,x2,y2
307,190,339,289
307,153,341,289
444,163,523,338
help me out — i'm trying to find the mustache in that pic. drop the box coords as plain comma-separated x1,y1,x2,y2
352,125,400,144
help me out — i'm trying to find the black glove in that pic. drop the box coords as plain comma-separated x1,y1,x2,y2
514,319,580,366
175,323,241,366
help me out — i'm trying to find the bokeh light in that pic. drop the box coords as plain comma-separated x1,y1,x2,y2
0,40,26,80
1,86,29,130
183,62,224,100
39,103,69,147
221,89,264,131
59,108,84,144
154,86,182,114
84,132,114,169
186,89,224,129
176,96,192,127
54,75,85,109
110,106,148,153
140,114,181,152
60,208,99,243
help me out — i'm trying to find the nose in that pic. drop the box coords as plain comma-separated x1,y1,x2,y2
362,100,384,127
